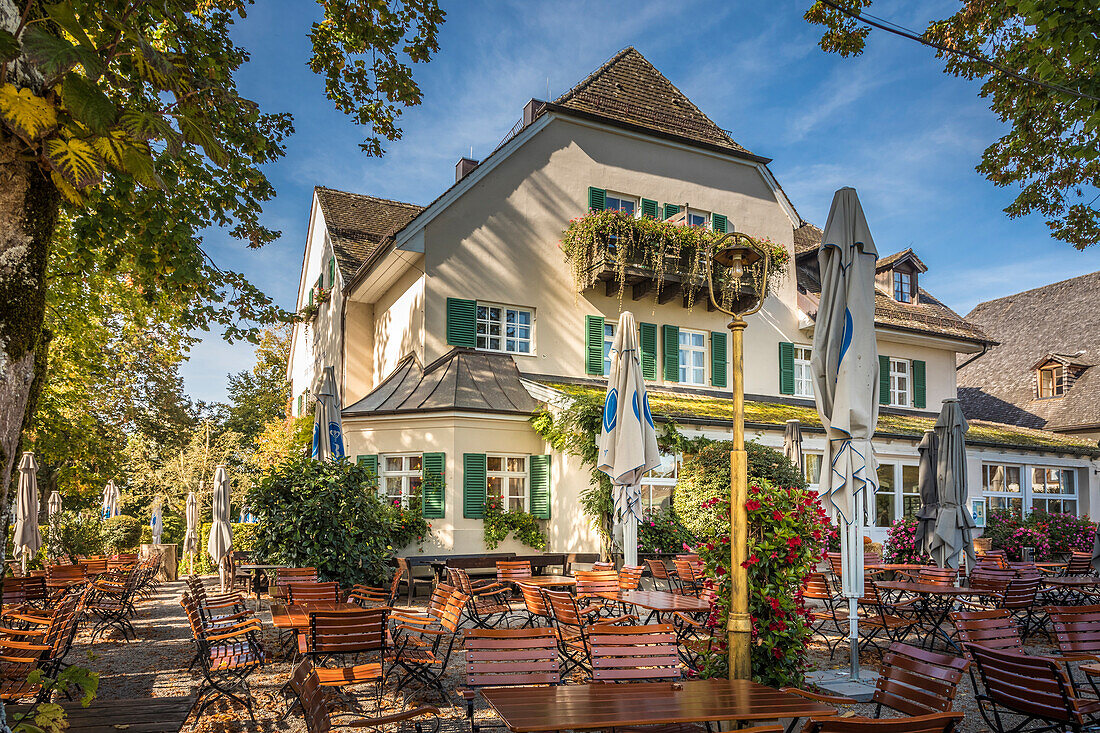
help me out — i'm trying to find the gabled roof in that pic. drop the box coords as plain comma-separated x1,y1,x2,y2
553,47,759,160
876,248,928,274
959,270,1100,432
343,348,539,417
793,222,823,256
1032,351,1093,370
314,187,424,274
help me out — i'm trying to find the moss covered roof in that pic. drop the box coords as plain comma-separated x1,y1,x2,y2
540,382,1100,458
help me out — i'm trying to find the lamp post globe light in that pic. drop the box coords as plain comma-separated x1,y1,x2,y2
704,232,771,681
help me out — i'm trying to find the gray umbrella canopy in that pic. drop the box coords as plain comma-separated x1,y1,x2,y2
101,480,120,519
929,400,976,570
47,490,62,519
183,491,199,557
914,430,939,555
207,466,233,565
13,453,42,563
783,420,804,476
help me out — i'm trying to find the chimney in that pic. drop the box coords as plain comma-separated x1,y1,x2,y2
523,98,546,127
455,157,479,182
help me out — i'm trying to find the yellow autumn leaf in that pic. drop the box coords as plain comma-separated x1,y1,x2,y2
44,136,102,189
0,84,58,144
50,171,85,205
91,129,132,168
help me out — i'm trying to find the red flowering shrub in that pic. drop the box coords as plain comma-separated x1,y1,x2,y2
883,517,929,564
676,442,829,687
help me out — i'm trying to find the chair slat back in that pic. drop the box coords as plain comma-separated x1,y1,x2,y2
1001,576,1040,609
645,559,671,581
917,568,957,586
966,643,1080,726
1047,604,1100,655
179,593,206,637
591,561,615,571
289,659,333,733
874,642,969,717
1065,551,1093,575
496,561,533,582
80,557,108,575
544,588,584,630
803,712,963,733
276,567,318,589
2,576,47,605
977,550,1008,569
447,567,475,595
950,609,1022,654
575,570,620,596
287,581,340,605
618,566,644,591
464,627,560,687
801,572,833,603
46,564,86,584
309,608,387,655
427,583,455,619
439,589,468,633
968,568,1014,595
518,583,550,618
827,552,844,578
1009,562,1042,579
44,590,85,661
673,560,702,595
588,624,680,682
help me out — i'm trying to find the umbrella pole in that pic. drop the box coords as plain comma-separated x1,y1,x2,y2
623,512,638,567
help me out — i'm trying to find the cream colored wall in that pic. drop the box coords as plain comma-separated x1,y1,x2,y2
876,335,959,410
341,412,601,555
372,264,425,386
344,300,375,405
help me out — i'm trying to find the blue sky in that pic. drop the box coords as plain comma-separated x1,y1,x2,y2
182,0,1100,404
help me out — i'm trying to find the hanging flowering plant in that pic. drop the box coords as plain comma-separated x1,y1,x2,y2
883,517,929,564
559,209,790,309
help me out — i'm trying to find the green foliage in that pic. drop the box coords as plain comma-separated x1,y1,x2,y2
182,521,261,576
804,0,1100,249
560,210,790,309
16,664,98,732
482,499,548,551
638,507,696,554
381,494,431,550
674,440,807,538
218,327,292,445
100,515,141,553
53,511,104,560
689,484,830,687
245,456,397,587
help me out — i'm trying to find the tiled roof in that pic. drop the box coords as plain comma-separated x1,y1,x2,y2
959,271,1100,432
795,244,992,344
553,47,757,159
343,348,539,417
875,248,927,273
793,222,823,256
537,379,1100,457
314,187,424,275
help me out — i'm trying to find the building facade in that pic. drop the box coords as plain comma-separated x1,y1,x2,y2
289,48,1100,553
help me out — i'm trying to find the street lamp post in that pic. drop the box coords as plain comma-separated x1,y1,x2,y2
705,232,771,681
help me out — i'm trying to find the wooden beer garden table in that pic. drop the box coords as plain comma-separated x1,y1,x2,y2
510,575,576,588
876,580,999,653
480,679,835,733
269,600,368,631
8,696,195,732
1043,575,1100,604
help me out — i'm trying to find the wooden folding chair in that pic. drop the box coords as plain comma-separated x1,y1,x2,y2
448,567,511,628
543,588,633,676
348,566,403,607
391,590,467,702
517,583,553,628
574,570,621,614
800,713,963,733
1047,604,1100,696
495,560,533,583
673,559,704,597
801,572,846,656
180,592,265,723
644,559,676,592
588,623,680,682
460,627,560,733
618,565,645,591
287,582,341,605
1063,551,1093,576
274,568,318,602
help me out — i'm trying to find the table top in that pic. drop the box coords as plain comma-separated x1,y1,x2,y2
239,564,281,570
9,696,194,733
596,590,711,613
865,563,930,571
512,575,577,587
876,581,992,596
1044,576,1100,588
270,600,373,629
480,679,834,732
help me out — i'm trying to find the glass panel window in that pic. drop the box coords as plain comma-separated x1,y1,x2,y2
983,463,1022,519
875,464,896,528
381,454,422,508
487,455,527,512
901,465,920,520
1038,366,1065,398
678,329,706,385
603,322,616,376
687,209,709,228
893,271,912,303
890,358,911,407
641,452,678,513
477,302,533,354
605,193,637,216
794,346,814,398
804,453,822,487
1031,467,1076,514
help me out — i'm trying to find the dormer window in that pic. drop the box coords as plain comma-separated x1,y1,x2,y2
893,271,913,303
1038,364,1065,398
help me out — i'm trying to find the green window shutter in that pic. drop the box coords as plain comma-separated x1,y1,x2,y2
446,297,477,348
641,199,658,219
328,257,336,288
912,360,926,409
529,455,551,520
356,454,378,476
463,453,487,519
585,315,605,375
778,342,795,395
296,394,303,416
663,203,680,219
421,452,446,518
711,331,728,388
879,355,891,406
712,214,728,233
307,287,313,307
639,322,657,380
662,325,680,382
588,187,606,211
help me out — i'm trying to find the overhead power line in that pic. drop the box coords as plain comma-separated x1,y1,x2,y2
815,0,1100,103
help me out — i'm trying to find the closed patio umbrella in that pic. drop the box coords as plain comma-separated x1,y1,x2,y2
13,452,42,574
150,497,164,545
312,365,346,461
101,480,120,519
207,466,233,590
47,490,62,519
914,430,939,556
183,490,199,575
810,187,880,681
597,311,660,568
783,419,804,476
928,400,976,570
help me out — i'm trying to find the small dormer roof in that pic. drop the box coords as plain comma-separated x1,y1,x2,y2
1031,351,1093,371
876,248,928,274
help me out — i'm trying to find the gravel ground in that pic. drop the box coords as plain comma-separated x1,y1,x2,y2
78,576,1070,732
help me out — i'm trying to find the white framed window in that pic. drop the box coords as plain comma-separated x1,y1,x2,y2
890,358,911,407
678,329,706,385
804,452,823,487
603,321,617,376
642,452,678,512
874,462,919,527
893,271,912,303
381,454,422,508
982,463,1023,517
1038,365,1065,398
605,192,638,216
794,346,814,398
687,209,709,228
1031,467,1077,514
476,302,533,354
487,455,527,512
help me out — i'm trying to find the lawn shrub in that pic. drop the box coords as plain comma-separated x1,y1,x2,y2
638,506,695,554
100,515,142,553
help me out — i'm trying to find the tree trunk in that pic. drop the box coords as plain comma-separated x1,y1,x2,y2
0,137,58,556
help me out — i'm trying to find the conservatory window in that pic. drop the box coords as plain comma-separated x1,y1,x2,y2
641,452,678,513
487,455,527,512
1031,467,1076,515
382,454,422,508
982,463,1022,518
